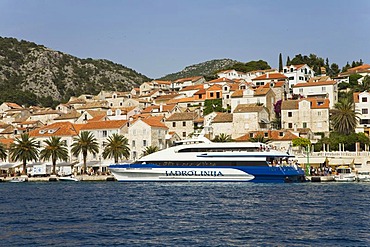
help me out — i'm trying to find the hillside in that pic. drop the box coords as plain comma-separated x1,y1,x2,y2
0,37,150,106
159,59,239,81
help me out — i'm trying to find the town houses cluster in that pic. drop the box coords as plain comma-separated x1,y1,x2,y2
0,63,370,172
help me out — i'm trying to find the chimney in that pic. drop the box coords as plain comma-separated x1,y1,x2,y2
159,103,163,112
266,73,269,79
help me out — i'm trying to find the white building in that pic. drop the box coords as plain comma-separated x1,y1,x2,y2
354,91,370,136
281,98,330,134
292,80,338,108
283,64,315,89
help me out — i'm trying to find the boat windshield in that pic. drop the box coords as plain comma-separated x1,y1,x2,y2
337,168,351,174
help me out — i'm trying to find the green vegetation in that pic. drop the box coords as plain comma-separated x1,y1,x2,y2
9,133,39,175
292,137,311,150
203,99,226,116
330,97,359,135
0,143,7,161
102,134,130,163
39,136,69,175
226,60,271,73
142,146,160,157
314,132,370,152
212,133,233,142
0,36,150,107
71,131,99,174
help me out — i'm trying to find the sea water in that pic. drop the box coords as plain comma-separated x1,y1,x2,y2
1,182,370,246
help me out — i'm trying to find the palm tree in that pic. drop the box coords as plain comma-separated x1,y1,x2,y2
249,134,271,143
102,133,130,163
142,146,159,157
212,133,232,142
71,131,99,174
0,143,7,161
9,133,39,175
331,97,359,135
39,136,69,175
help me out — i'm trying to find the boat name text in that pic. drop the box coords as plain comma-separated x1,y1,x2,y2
165,170,224,177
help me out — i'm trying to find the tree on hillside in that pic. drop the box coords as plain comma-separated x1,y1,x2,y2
279,53,283,72
71,131,99,174
354,75,370,92
9,133,39,175
292,137,311,152
40,136,69,175
102,133,130,163
227,60,271,73
330,97,359,135
203,99,225,115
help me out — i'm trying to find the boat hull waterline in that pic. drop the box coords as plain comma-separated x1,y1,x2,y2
109,164,305,183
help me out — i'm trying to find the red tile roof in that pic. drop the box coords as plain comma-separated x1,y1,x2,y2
293,81,336,87
252,73,287,81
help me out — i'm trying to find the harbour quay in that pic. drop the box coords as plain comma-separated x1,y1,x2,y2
0,175,116,182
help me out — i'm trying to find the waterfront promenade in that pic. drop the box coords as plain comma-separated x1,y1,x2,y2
0,174,116,182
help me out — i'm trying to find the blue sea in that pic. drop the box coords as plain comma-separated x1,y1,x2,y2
1,182,370,247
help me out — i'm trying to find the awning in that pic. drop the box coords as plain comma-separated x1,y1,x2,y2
297,157,326,165
328,158,353,165
0,163,21,170
56,161,79,167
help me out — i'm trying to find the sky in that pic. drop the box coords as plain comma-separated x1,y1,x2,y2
1,0,369,79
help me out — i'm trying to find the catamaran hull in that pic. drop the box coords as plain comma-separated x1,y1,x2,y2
109,165,305,183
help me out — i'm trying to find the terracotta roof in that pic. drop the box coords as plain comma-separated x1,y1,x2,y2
194,89,206,95
212,113,233,123
166,112,198,121
180,85,204,91
142,104,176,114
0,138,14,148
153,80,172,85
141,118,168,129
231,89,243,98
80,120,128,130
281,100,299,110
235,130,299,141
4,102,23,109
207,84,222,91
348,64,370,72
252,73,287,81
254,87,271,96
54,111,81,120
175,76,203,83
282,98,330,110
208,77,234,83
233,104,264,113
154,94,180,101
293,81,336,88
29,122,79,137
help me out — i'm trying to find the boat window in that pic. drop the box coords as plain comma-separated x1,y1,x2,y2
136,160,268,167
178,147,260,153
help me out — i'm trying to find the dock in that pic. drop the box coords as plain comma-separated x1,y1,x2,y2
0,175,116,182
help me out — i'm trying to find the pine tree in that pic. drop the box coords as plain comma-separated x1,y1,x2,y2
286,56,291,66
279,53,283,72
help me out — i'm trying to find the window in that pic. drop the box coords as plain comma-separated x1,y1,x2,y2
249,133,254,138
182,132,186,137
143,140,147,147
299,88,303,93
172,122,176,127
210,92,214,97
288,112,292,117
362,97,368,102
318,111,322,116
264,132,268,137
362,109,369,114
288,123,293,128
284,69,287,73
183,121,186,127
226,95,230,99
322,87,326,92
279,132,284,137
132,140,135,147
102,130,107,137
289,76,294,81
303,122,307,128
317,122,322,128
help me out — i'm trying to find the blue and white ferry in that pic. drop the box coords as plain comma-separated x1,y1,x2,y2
109,137,306,183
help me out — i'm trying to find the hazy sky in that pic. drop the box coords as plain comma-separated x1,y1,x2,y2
1,0,369,78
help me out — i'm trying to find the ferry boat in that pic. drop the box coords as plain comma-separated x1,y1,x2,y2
109,137,306,183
